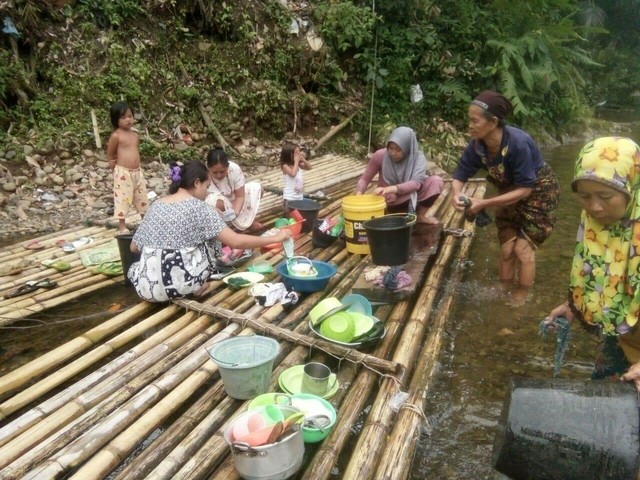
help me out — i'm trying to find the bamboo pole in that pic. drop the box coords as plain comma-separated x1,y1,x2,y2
0,302,155,400
374,192,481,479
0,277,123,325
0,301,172,417
5,315,223,479
174,301,401,374
0,306,183,449
341,201,466,479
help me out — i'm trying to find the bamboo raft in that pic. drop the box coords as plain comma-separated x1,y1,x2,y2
0,158,486,479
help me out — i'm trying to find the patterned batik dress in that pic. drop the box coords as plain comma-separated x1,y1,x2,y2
128,198,226,302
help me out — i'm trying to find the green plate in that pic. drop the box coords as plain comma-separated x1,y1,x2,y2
247,392,292,410
278,365,339,399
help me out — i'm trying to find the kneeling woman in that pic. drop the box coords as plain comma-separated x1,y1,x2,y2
128,160,291,302
206,147,263,231
355,126,444,224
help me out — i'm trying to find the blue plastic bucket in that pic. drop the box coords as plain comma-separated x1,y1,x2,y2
206,336,280,399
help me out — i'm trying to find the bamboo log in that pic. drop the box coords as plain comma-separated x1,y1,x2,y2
0,277,123,325
315,113,358,149
174,301,400,374
0,306,183,449
0,302,155,400
375,193,480,479
0,301,172,418
5,316,222,479
340,203,465,479
91,109,102,149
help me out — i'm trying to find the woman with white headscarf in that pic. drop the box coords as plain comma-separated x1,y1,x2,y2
355,126,444,224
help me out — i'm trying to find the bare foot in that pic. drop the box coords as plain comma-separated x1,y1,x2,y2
418,215,439,225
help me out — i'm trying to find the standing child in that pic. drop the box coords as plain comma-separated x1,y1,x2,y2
107,102,149,234
280,142,311,214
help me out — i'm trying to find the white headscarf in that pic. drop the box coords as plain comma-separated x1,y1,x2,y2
381,126,427,209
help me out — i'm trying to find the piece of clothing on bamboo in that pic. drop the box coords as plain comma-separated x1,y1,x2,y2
453,126,559,245
356,148,443,209
283,168,304,201
128,198,226,302
205,161,261,231
568,137,640,336
113,165,148,219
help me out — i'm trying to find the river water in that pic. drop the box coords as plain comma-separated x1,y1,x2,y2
411,124,640,479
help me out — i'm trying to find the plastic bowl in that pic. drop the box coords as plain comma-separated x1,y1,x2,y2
341,293,373,316
291,393,337,443
320,311,356,342
309,297,344,325
276,260,337,293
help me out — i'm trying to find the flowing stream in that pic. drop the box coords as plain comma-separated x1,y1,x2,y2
411,122,640,479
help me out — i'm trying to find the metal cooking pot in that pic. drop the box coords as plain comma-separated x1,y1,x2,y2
224,406,305,480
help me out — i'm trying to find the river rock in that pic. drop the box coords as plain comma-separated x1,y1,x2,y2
71,172,84,182
34,177,47,186
92,200,108,209
23,145,34,155
96,160,109,169
43,165,54,174
59,151,71,160
83,149,94,158
2,182,16,192
52,175,65,186
5,150,16,160
63,190,76,199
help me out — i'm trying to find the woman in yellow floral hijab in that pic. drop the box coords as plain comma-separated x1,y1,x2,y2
548,137,640,388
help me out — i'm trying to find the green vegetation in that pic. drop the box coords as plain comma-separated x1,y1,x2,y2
0,0,638,170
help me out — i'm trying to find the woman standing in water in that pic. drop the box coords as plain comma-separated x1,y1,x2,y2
355,126,444,224
451,91,560,288
547,137,640,389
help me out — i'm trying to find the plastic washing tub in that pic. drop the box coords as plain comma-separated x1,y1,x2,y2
276,260,337,293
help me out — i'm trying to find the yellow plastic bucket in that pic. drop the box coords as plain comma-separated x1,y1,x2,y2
341,195,386,254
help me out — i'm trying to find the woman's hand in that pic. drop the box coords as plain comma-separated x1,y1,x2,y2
277,229,293,242
621,362,640,391
374,186,396,196
543,302,575,330
465,198,487,216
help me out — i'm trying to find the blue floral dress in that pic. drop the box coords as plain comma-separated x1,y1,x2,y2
128,198,226,302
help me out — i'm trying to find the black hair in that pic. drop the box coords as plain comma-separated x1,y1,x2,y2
206,146,229,168
110,102,132,129
479,108,506,128
168,160,209,194
280,143,297,167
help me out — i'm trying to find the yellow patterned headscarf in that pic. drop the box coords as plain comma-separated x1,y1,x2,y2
569,137,640,335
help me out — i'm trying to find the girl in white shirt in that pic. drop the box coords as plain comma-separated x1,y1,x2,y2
280,142,311,214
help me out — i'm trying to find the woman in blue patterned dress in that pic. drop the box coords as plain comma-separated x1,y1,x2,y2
128,160,291,302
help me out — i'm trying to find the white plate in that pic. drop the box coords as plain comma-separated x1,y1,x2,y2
223,272,265,287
